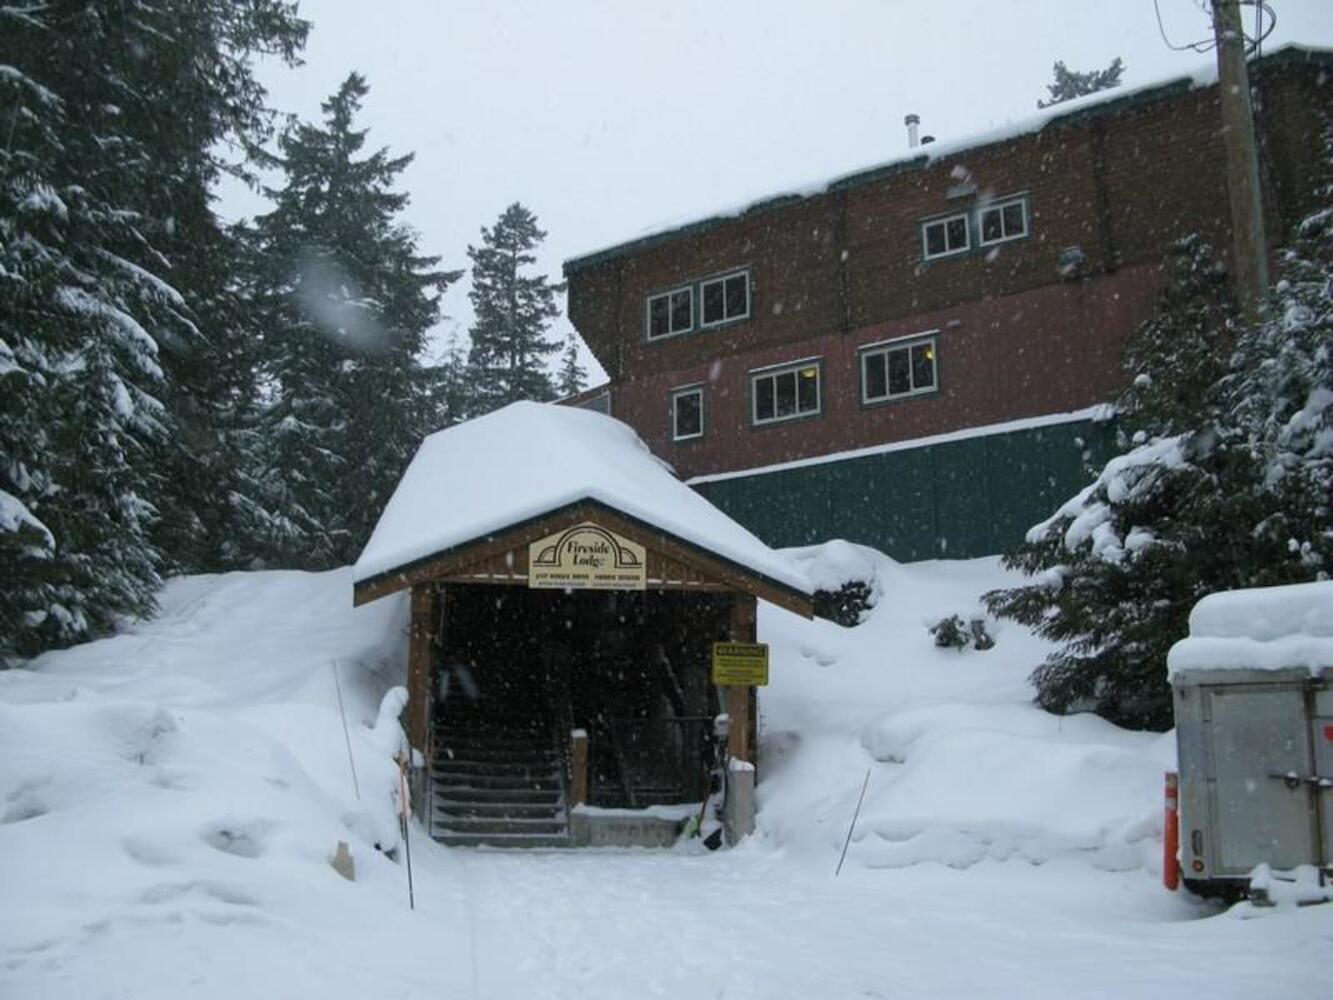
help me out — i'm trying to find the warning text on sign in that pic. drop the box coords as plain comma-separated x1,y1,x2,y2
711,642,769,686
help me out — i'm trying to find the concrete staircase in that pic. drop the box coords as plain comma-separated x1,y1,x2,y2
429,721,571,848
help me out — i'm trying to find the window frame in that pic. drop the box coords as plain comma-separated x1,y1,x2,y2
749,357,823,427
977,195,1029,247
920,212,971,261
645,284,695,341
859,332,940,406
698,268,751,329
670,384,705,442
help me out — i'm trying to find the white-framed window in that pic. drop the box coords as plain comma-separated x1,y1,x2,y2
751,359,821,426
647,286,694,340
979,196,1028,246
921,212,970,260
861,335,938,403
671,385,704,441
700,270,750,327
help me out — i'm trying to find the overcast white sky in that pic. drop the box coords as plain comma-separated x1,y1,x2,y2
216,0,1333,383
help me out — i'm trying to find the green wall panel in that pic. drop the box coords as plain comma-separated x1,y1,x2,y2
693,418,1117,561
930,437,993,559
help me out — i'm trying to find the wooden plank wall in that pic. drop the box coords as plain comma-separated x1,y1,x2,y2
406,583,437,755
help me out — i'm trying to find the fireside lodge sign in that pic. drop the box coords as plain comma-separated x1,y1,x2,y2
528,522,647,590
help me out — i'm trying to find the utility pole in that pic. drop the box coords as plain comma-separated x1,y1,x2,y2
1211,0,1269,322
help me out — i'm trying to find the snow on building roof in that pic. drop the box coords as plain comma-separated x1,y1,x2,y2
563,45,1331,274
1166,580,1333,679
352,401,812,597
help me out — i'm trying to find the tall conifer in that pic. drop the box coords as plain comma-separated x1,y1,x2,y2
557,333,588,399
466,203,562,412
252,73,458,568
2,3,184,655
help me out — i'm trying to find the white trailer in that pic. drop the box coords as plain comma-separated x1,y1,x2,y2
1167,581,1333,900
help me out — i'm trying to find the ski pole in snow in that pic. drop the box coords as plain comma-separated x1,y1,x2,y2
331,661,360,800
398,753,416,911
835,768,871,877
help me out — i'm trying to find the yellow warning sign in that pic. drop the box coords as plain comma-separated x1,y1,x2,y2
711,642,769,686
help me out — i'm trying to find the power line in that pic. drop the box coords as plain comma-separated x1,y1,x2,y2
1152,0,1277,57
1154,0,1216,53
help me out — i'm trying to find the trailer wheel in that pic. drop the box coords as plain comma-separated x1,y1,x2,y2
1182,877,1247,903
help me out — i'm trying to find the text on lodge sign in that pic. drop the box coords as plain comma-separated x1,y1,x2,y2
527,522,647,590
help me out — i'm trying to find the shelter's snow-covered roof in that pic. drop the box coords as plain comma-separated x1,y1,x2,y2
1167,580,1333,679
353,401,811,596
564,44,1330,272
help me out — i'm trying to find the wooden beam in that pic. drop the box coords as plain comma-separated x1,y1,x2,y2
353,499,813,618
570,729,589,807
405,584,436,755
726,685,750,764
726,594,758,765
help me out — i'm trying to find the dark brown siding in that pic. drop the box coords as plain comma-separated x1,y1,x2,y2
565,55,1332,478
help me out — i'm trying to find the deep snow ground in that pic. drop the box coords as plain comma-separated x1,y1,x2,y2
2,554,1330,999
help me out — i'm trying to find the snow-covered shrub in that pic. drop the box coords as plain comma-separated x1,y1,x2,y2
786,540,880,627
929,615,969,650
813,579,876,627
987,167,1333,731
929,614,995,651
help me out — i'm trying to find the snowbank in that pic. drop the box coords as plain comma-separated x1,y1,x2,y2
1167,580,1333,678
756,550,1171,873
3,556,1328,998
0,570,450,1000
783,538,881,595
353,401,810,596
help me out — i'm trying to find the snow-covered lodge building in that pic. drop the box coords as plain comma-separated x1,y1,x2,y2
354,403,812,846
562,46,1333,560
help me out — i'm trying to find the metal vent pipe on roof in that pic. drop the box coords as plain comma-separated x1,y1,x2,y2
905,113,920,149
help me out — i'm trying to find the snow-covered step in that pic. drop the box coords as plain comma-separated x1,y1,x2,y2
428,717,571,848
433,831,572,849
433,815,568,835
433,800,564,820
432,772,562,792
431,756,560,774
431,784,565,804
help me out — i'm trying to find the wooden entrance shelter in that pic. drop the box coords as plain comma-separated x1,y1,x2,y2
352,403,812,846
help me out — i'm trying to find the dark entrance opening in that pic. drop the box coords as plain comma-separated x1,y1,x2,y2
435,586,730,810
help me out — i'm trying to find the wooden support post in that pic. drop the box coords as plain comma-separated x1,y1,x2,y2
726,685,750,763
406,584,437,757
570,728,589,807
726,594,758,765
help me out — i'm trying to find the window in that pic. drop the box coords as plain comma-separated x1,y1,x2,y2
700,271,749,326
979,197,1028,245
922,213,969,259
751,360,820,425
647,286,693,339
671,386,703,441
861,335,938,403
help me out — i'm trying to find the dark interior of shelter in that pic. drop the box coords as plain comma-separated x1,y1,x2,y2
433,586,731,809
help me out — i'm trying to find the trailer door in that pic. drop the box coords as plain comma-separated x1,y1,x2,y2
1313,689,1333,868
1206,685,1316,875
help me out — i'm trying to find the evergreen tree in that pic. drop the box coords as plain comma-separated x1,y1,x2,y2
466,203,562,412
1,1,308,657
1038,57,1125,108
1,4,183,657
426,331,476,431
122,3,307,575
557,332,588,399
252,73,458,568
1223,142,1333,574
985,209,1333,730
